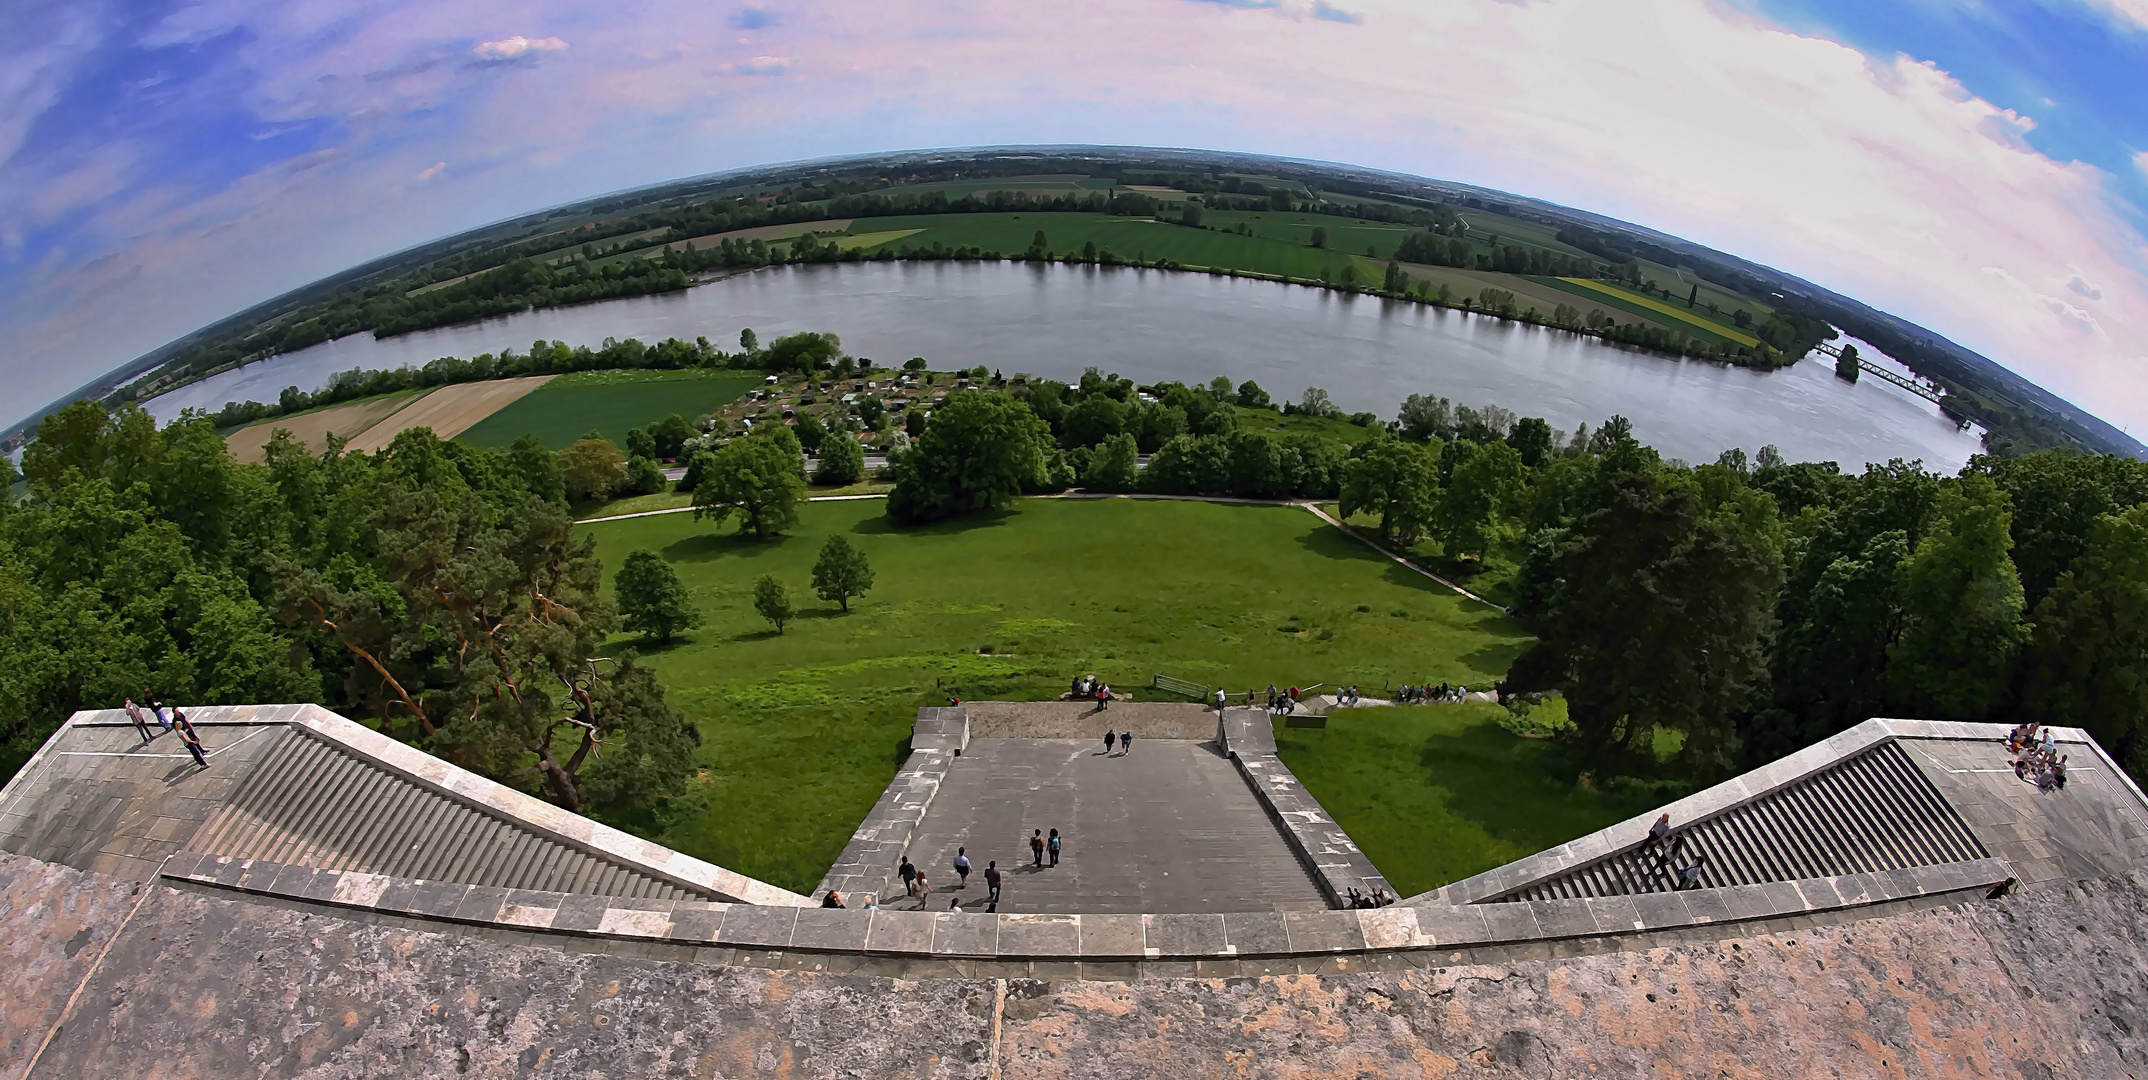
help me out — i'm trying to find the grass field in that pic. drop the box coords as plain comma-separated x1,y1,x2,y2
1536,277,1762,347
459,369,758,449
1274,704,1658,896
579,496,1539,892
344,375,555,452
1235,406,1380,443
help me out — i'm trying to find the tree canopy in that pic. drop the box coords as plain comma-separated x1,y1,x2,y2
886,390,1051,524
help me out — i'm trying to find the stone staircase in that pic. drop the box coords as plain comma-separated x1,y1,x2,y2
188,725,707,900
1486,741,1987,901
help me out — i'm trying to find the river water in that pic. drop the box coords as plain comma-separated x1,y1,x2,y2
150,261,1982,471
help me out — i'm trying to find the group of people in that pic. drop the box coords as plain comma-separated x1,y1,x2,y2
1102,729,1134,755
123,696,207,768
1395,683,1468,704
1641,813,1709,890
2007,723,2069,792
1071,675,1114,710
848,830,1064,912
1257,685,1303,715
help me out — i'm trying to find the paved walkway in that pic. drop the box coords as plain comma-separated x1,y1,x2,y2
893,738,1326,914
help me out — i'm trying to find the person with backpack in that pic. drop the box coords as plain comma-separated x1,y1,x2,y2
899,856,918,898
1047,829,1062,868
1119,730,1132,756
985,861,1002,904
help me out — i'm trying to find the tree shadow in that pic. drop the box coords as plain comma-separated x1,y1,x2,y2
1458,640,1528,674
1414,726,1655,853
852,507,1016,536
1295,523,1392,566
661,530,795,563
732,628,785,643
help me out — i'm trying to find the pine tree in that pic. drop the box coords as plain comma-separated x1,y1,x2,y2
811,535,876,613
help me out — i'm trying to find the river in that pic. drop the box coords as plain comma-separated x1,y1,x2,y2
149,261,1983,471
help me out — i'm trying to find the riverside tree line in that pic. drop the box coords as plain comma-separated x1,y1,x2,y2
5,367,2144,817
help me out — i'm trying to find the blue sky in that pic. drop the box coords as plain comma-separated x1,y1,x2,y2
2,0,2145,434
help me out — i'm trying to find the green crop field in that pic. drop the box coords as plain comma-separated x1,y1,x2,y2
1530,277,1760,347
1274,704,1659,896
458,369,759,449
1452,212,1601,262
579,496,1545,893
838,212,1383,281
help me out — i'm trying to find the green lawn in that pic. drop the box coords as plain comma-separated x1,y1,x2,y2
1235,406,1380,443
579,496,1536,892
458,369,759,449
1274,704,1659,896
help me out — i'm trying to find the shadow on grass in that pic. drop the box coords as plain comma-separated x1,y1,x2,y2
852,507,1016,536
1458,639,1529,673
1414,725,1653,855
1295,522,1393,566
732,628,785,643
661,530,792,563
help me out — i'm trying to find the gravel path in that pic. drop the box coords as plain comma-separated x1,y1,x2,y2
960,701,1221,740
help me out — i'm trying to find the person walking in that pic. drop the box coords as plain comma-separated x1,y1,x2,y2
1097,683,1110,711
953,847,972,889
949,896,964,912
899,856,918,898
1030,829,1046,867
912,868,931,905
1119,730,1132,756
1675,854,1707,890
821,891,846,908
124,698,153,744
1214,687,1227,714
1047,828,1062,868
985,861,1002,904
1642,813,1672,862
1104,729,1116,755
171,710,207,768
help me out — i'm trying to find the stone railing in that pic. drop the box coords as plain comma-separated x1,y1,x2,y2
1216,707,1395,906
162,848,2015,962
813,707,969,904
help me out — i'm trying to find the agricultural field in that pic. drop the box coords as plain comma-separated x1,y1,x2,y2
1451,211,1603,262
222,389,430,463
579,496,1540,892
343,375,555,453
838,212,1385,281
1537,277,1761,347
1274,703,1659,896
458,368,759,449
874,173,1117,200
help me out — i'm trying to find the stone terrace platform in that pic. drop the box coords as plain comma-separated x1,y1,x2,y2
893,737,1327,913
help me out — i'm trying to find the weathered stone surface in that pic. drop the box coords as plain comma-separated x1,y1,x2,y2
8,851,2145,1078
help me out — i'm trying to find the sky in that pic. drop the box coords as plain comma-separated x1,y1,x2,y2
3,0,2146,436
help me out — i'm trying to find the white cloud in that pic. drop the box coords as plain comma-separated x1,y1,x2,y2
412,160,445,183
2136,149,2148,182
472,35,567,62
734,55,790,75
2059,0,2148,33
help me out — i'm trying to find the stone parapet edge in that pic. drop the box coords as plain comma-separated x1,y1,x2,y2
160,850,2015,961
1229,749,1392,908
813,707,969,904
1417,718,2098,906
44,705,812,908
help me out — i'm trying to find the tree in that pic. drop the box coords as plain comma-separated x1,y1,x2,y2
615,549,700,644
1235,380,1271,410
1061,394,1124,447
904,409,927,438
1397,394,1454,442
1508,417,1555,467
886,391,1051,524
811,534,876,612
1889,474,2027,719
1298,387,1339,419
559,434,628,503
626,427,658,461
738,328,759,355
1340,439,1439,544
652,414,696,459
622,454,668,496
509,434,566,508
1084,432,1139,491
1180,199,1203,228
1310,226,1328,249
793,412,828,455
765,331,842,374
753,574,793,633
1507,475,1782,776
1435,440,1526,561
814,430,865,486
692,428,805,539
1834,343,1861,382
2020,504,2148,770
